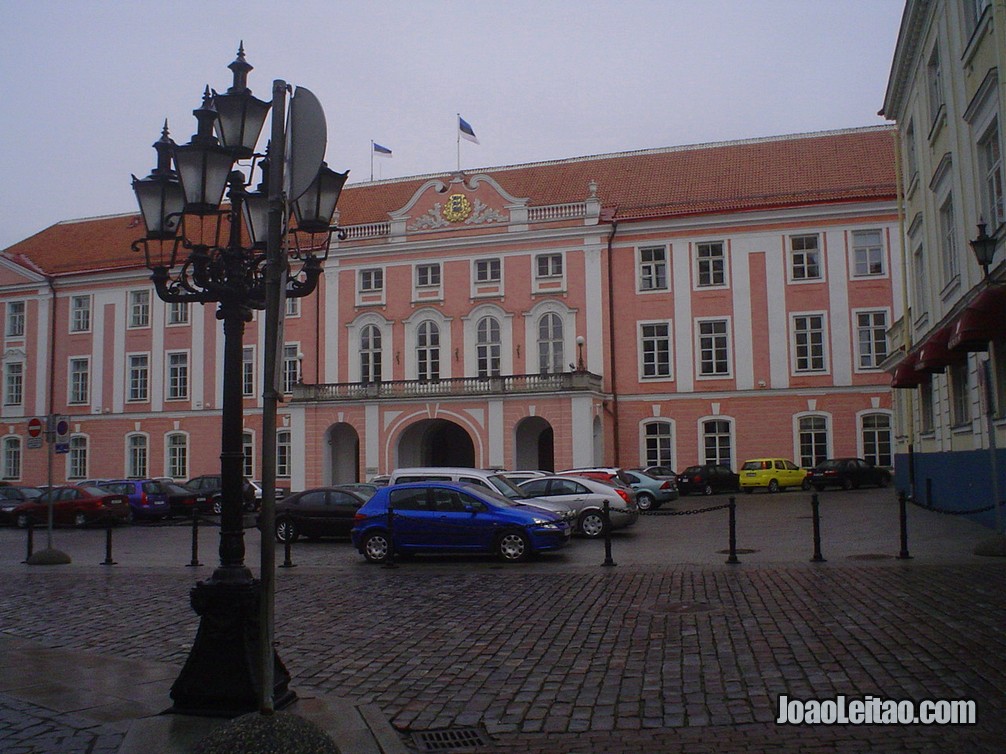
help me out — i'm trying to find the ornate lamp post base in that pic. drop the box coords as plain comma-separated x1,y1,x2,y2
169,578,296,716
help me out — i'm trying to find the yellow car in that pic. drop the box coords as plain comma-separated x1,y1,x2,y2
739,458,811,493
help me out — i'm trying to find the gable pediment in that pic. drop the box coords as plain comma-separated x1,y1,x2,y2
389,172,528,235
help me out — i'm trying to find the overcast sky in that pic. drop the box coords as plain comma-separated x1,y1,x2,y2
0,0,905,251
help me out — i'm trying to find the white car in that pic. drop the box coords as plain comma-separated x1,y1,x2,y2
516,475,639,538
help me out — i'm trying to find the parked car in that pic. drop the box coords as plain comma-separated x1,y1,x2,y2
338,482,379,500
500,470,550,483
738,459,811,494
368,475,391,487
0,486,44,526
159,482,208,517
808,458,892,491
516,475,640,537
98,480,171,521
185,475,259,513
271,486,370,543
558,467,636,486
639,466,677,479
351,482,572,563
676,464,740,496
12,485,130,528
621,469,678,510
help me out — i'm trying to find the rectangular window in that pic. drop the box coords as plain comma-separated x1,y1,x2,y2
70,296,91,333
127,435,148,479
912,241,928,322
167,352,188,400
856,311,888,369
3,438,21,480
359,269,384,292
793,314,827,372
4,362,23,406
535,254,563,278
696,242,726,287
639,247,668,291
790,235,821,280
979,122,1004,227
283,345,300,394
798,416,829,468
920,377,935,433
68,436,87,479
285,297,300,317
69,358,89,404
127,354,149,402
167,301,189,325
697,320,730,376
475,259,501,283
939,196,959,285
416,263,441,287
129,290,150,328
277,431,292,478
243,433,255,479
861,414,892,468
242,347,255,397
927,46,944,124
640,322,672,379
905,120,918,181
852,230,885,276
950,361,970,427
644,422,673,468
167,434,187,479
703,419,732,468
5,302,25,338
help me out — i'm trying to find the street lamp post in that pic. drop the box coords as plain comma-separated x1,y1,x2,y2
130,45,347,716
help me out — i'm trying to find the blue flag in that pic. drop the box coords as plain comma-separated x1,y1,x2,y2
458,115,479,144
373,142,392,157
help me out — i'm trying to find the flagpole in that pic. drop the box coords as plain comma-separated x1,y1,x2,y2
371,140,374,181
457,113,461,171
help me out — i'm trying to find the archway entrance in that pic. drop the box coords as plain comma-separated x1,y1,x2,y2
514,416,555,471
327,423,360,484
397,419,475,468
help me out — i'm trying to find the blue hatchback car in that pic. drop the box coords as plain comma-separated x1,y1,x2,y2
351,482,571,563
97,479,171,522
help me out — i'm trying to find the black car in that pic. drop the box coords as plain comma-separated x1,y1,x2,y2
676,464,740,496
185,474,259,514
271,486,370,543
808,458,891,491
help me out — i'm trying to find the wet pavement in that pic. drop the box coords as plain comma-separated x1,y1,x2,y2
0,487,1003,752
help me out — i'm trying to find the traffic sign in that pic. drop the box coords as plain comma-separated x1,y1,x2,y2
27,417,43,438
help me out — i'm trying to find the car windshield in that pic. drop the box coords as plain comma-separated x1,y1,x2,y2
682,467,702,475
487,474,525,500
816,460,841,470
81,485,109,495
458,483,515,508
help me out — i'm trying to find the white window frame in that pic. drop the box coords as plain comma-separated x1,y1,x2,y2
695,241,727,288
128,289,151,329
791,313,828,374
166,351,189,401
700,417,734,469
285,297,300,318
277,430,292,478
68,357,90,405
127,353,150,402
416,263,441,288
70,295,91,333
474,258,501,284
126,433,149,479
68,435,88,479
949,360,971,428
795,413,831,468
938,194,960,288
242,346,256,398
695,318,732,378
166,432,188,479
2,436,21,480
640,419,675,470
637,246,669,292
858,411,893,468
359,268,384,293
535,253,563,279
283,344,301,393
851,229,886,277
789,234,822,282
5,301,25,338
536,311,564,375
639,320,673,381
167,301,189,326
853,309,889,371
978,119,1004,228
927,45,944,129
4,361,23,406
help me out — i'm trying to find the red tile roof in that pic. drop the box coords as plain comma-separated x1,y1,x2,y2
3,127,895,277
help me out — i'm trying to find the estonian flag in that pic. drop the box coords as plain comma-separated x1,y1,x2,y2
458,115,479,144
373,142,392,157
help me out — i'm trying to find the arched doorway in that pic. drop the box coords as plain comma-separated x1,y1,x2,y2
514,416,554,471
396,419,475,468
327,423,360,484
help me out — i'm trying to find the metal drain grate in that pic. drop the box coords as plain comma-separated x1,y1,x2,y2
412,727,489,751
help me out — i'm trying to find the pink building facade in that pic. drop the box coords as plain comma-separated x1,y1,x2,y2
0,127,901,489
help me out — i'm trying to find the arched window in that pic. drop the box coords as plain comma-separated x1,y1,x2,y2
68,436,88,479
126,434,148,479
798,416,829,468
166,433,188,480
643,421,673,468
537,312,564,374
277,431,291,478
861,413,892,467
417,321,440,382
361,324,382,383
702,419,733,468
2,437,21,480
477,316,501,378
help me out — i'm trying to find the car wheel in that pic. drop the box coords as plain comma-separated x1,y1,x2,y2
579,510,606,538
841,478,853,491
74,511,88,528
636,492,656,511
497,530,530,562
814,484,825,492
362,531,391,564
801,478,812,491
16,513,31,529
275,518,299,544
702,483,713,496
212,498,223,515
768,479,780,494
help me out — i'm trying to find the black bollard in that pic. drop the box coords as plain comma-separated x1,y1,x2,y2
601,500,616,567
726,496,739,564
187,511,201,567
383,506,397,568
897,490,912,560
102,520,117,565
810,493,826,562
22,519,34,563
279,537,296,569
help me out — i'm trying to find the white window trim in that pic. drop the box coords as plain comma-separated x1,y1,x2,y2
523,300,577,375
639,418,676,472
851,307,891,373
127,289,152,329
694,317,733,380
786,234,825,285
404,308,452,381
532,252,567,294
636,245,670,294
692,240,730,290
470,257,505,299
356,267,387,307
462,303,513,378
347,313,393,384
790,312,830,375
855,409,894,464
67,355,91,406
849,228,888,279
125,432,151,479
69,295,92,334
412,262,444,302
637,318,674,382
792,411,833,465
165,350,190,402
126,351,151,403
697,415,736,468
165,431,190,480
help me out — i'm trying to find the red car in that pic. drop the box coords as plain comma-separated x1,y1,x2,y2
13,485,131,528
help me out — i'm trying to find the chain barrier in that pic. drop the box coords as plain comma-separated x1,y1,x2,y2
640,502,731,516
906,496,1003,516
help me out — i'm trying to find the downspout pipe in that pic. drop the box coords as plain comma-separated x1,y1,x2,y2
605,219,620,465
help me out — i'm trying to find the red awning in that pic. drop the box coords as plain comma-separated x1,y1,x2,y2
948,284,1006,352
914,326,965,373
890,351,924,389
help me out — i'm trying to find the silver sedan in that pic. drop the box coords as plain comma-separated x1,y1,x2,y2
516,475,639,538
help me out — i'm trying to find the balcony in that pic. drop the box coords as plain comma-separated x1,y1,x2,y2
291,371,603,402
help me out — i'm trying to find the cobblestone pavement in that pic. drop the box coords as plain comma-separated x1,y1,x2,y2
1,492,1004,752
